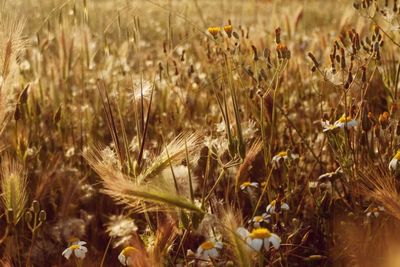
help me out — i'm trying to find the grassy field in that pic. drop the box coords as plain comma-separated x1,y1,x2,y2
1,0,400,266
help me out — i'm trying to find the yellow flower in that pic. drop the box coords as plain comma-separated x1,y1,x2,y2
208,27,221,38
224,25,233,37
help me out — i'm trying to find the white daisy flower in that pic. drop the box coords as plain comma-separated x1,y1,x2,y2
333,114,358,129
266,200,289,214
62,241,88,260
240,181,259,195
271,151,299,163
196,240,223,260
237,227,281,252
389,150,400,171
240,181,259,191
249,213,271,228
118,246,136,266
321,120,338,132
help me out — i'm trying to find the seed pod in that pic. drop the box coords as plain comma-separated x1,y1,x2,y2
308,52,319,67
275,27,281,44
19,84,30,105
39,210,47,222
25,210,33,223
14,104,21,121
251,45,258,61
32,200,40,214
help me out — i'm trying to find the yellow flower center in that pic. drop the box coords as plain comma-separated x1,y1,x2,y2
208,27,221,37
269,200,276,207
249,228,272,239
200,241,215,250
224,25,232,34
69,244,80,250
337,114,352,123
241,181,251,187
394,150,400,160
122,246,137,256
277,151,287,157
253,216,263,222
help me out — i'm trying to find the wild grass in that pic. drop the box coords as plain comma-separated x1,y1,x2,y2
1,0,400,266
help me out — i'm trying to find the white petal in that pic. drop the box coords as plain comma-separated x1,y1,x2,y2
389,158,398,171
266,204,272,213
237,227,249,239
249,238,263,251
196,246,203,255
269,234,281,249
74,248,87,259
77,241,87,246
240,184,245,190
347,120,358,127
281,203,290,210
271,155,279,162
118,253,127,265
251,182,258,187
62,248,72,260
215,242,223,249
79,245,88,253
207,248,219,258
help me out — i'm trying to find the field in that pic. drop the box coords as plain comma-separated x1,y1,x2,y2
1,0,400,266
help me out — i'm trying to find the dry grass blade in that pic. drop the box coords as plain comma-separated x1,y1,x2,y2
357,163,400,222
220,209,252,267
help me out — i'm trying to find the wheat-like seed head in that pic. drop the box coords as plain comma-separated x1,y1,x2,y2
0,13,28,135
0,155,28,225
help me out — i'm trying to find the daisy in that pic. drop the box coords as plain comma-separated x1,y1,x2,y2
62,240,88,260
389,150,400,171
333,114,358,129
118,246,136,266
237,227,281,252
321,120,338,132
271,151,299,163
249,213,271,228
196,240,223,260
266,200,289,214
240,181,259,192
